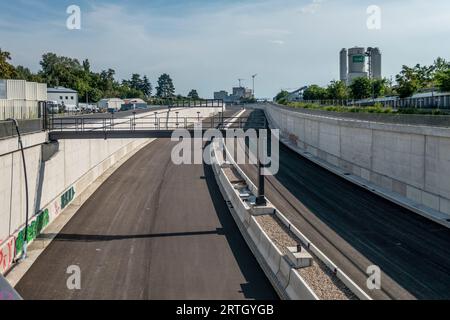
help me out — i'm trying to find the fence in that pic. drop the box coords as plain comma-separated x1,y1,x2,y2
301,93,450,110
270,102,450,128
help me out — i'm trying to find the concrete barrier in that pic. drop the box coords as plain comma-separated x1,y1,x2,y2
261,103,450,226
285,269,319,300
211,140,318,300
274,208,372,300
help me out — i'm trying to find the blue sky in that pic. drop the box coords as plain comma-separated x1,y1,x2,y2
1,0,450,98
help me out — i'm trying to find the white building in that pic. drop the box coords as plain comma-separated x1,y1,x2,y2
97,98,125,111
47,87,78,110
0,79,47,120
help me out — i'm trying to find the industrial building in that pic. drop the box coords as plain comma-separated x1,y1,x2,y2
47,87,79,110
214,87,253,104
0,79,47,120
340,47,382,84
97,98,125,111
121,98,148,111
214,90,229,101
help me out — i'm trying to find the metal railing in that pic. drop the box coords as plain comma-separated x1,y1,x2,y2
47,114,263,133
300,94,450,110
150,99,224,108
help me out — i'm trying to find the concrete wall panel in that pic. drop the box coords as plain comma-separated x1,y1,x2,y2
263,103,450,219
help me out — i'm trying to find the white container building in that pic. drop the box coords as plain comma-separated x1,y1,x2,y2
0,79,47,120
97,98,125,111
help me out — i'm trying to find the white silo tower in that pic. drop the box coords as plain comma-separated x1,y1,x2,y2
347,47,368,84
340,48,348,83
371,47,382,80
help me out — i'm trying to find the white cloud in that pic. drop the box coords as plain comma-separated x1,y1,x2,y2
299,0,325,14
269,40,285,45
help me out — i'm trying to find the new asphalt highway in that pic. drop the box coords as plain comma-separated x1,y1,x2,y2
15,109,277,300
238,109,450,300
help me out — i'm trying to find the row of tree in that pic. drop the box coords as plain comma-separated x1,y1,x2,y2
0,49,202,102
276,57,450,103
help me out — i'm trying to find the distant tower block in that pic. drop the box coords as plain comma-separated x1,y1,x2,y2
371,47,382,80
340,48,348,83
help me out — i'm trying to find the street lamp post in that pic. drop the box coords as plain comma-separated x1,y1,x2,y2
7,119,29,260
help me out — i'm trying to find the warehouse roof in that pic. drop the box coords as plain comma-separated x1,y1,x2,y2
47,87,78,94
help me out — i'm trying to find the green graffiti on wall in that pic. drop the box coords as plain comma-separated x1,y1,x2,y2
15,209,50,256
61,187,75,210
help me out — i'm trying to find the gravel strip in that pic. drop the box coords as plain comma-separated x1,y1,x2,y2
256,214,358,300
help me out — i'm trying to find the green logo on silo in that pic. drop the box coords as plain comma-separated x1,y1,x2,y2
353,55,365,63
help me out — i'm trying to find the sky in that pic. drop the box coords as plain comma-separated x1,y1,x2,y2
1,0,450,98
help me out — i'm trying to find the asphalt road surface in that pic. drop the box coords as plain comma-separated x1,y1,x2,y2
238,109,450,300
15,109,278,300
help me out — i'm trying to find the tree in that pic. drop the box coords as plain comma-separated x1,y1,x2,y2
142,75,152,97
372,78,389,97
303,85,328,100
82,59,91,73
326,80,348,100
156,73,175,98
396,65,421,98
187,89,200,99
433,58,450,92
14,66,42,82
436,69,450,92
274,90,289,102
0,49,17,79
39,52,84,88
349,77,372,99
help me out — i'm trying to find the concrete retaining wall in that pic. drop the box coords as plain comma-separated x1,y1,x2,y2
262,103,450,224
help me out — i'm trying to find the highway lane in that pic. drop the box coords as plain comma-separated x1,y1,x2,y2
239,109,450,300
15,109,278,300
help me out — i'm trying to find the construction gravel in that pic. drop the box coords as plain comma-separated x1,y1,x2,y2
256,214,358,300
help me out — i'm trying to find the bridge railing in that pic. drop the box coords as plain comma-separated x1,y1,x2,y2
150,99,224,108
47,114,264,132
